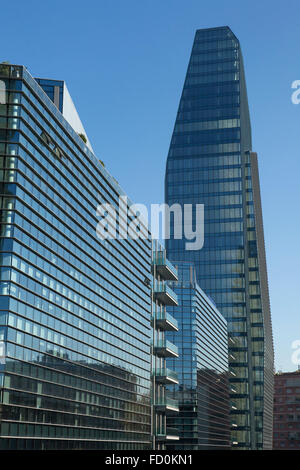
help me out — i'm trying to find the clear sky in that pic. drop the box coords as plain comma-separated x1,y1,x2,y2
3,0,300,372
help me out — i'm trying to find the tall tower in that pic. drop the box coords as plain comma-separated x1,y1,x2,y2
165,26,274,449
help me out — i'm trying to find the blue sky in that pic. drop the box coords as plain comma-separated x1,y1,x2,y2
3,0,300,371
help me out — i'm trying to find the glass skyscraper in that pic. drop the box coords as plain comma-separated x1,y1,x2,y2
0,63,153,450
165,27,274,449
166,262,231,450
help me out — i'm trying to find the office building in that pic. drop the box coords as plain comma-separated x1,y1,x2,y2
273,370,300,450
165,262,231,450
165,26,274,449
0,63,153,450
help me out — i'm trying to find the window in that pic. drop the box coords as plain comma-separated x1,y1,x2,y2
0,80,6,105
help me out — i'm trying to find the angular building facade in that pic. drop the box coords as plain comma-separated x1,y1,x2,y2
165,27,274,449
0,63,153,450
165,262,231,450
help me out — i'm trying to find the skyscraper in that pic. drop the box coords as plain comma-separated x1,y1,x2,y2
165,26,274,449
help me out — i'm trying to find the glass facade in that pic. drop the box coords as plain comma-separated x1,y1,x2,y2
165,27,274,449
165,262,231,450
0,63,152,450
34,79,64,113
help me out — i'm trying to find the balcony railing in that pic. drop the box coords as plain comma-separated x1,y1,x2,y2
166,427,180,439
152,251,178,281
154,397,179,412
153,281,178,306
155,427,180,441
152,311,178,331
153,368,179,384
153,339,179,358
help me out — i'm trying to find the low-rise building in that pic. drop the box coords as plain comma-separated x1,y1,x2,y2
165,262,231,450
273,370,300,450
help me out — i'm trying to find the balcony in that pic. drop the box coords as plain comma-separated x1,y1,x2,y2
152,251,178,281
153,368,179,384
152,311,178,331
153,339,179,358
153,282,178,306
155,427,180,441
154,397,179,413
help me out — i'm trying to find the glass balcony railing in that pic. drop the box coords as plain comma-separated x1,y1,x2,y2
153,339,179,358
154,397,179,411
155,427,179,441
152,251,178,281
153,311,178,331
153,368,179,384
153,281,178,306
166,427,179,438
